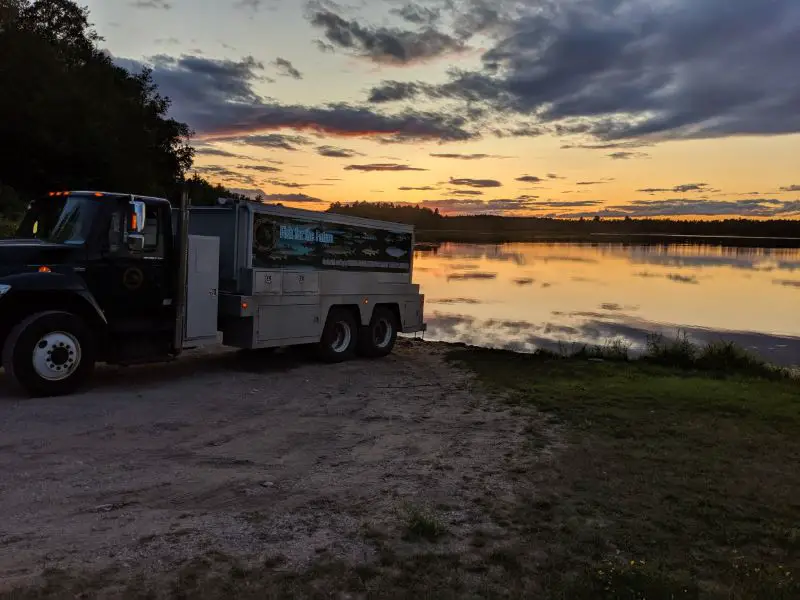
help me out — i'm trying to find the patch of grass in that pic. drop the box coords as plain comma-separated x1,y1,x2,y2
641,331,786,378
402,505,448,542
448,347,800,599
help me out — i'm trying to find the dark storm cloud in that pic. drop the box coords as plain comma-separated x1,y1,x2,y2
368,0,800,142
345,163,427,172
609,151,649,160
308,9,467,65
449,177,501,188
317,145,362,158
114,54,475,141
273,57,302,79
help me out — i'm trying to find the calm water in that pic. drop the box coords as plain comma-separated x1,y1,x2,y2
413,242,800,367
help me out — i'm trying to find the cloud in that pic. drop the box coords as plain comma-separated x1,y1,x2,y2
369,0,800,143
273,57,302,79
576,181,608,186
609,151,649,160
192,146,250,159
449,177,502,188
115,54,475,142
780,185,800,192
516,175,543,183
399,185,437,191
667,274,700,285
390,3,442,26
267,179,309,188
429,153,508,160
419,196,596,215
317,145,362,158
345,163,427,172
555,198,800,219
451,190,483,196
774,279,800,288
216,133,312,151
192,165,257,185
638,183,709,194
261,192,322,203
131,0,171,8
308,9,467,65
236,164,282,173
547,173,564,179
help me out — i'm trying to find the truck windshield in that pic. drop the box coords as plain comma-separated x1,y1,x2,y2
16,195,98,245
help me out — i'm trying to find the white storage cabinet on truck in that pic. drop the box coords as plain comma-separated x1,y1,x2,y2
184,199,426,361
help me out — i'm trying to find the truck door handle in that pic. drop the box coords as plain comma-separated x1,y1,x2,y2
209,288,218,297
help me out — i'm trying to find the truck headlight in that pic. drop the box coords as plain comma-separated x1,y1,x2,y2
0,284,10,297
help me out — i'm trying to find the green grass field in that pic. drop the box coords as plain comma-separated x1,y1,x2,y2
449,347,800,599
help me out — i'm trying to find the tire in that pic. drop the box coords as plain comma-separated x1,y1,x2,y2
316,308,358,363
357,306,398,358
2,311,96,397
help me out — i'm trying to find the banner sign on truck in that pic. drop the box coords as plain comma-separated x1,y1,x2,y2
252,213,412,272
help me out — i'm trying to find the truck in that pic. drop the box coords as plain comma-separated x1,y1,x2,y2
0,190,426,397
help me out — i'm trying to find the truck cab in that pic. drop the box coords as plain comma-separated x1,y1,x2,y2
0,191,181,395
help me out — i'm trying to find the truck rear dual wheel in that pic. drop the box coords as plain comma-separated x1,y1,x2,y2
2,311,96,397
357,307,398,358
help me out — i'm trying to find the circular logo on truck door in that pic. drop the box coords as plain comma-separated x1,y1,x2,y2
122,267,144,290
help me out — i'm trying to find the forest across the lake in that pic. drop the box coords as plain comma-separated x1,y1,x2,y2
326,202,800,245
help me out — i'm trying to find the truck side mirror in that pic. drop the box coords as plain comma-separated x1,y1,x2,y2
126,199,147,252
130,200,146,233
127,233,145,252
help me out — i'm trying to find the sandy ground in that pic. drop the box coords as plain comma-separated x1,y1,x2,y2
0,339,537,592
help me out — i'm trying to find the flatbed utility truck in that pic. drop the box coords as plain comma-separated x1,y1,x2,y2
0,190,426,397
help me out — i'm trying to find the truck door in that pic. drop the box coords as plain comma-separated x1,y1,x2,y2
86,199,173,337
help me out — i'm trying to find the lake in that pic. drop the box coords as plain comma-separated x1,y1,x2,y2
412,241,800,367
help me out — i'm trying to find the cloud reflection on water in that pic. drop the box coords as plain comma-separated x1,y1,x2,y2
415,242,800,367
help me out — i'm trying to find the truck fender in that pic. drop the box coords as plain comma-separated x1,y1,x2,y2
0,272,107,326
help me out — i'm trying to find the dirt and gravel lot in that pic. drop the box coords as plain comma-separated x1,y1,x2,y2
0,339,549,596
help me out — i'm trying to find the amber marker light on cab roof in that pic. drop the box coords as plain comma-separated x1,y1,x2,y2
38,266,51,273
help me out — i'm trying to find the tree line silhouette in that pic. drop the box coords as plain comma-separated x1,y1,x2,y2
0,0,238,231
327,202,800,244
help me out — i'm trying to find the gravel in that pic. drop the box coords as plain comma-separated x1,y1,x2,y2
0,340,531,592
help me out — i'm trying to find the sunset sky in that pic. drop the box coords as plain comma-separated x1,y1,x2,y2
84,0,800,218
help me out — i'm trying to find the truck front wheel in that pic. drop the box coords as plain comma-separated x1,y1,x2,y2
2,311,96,397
